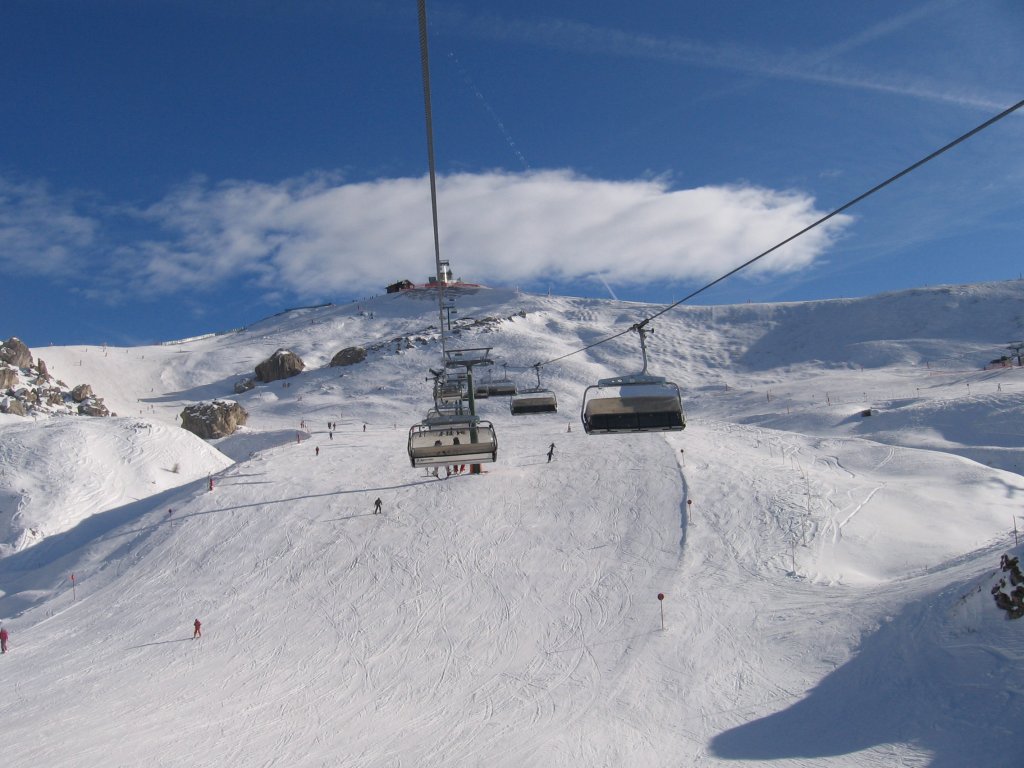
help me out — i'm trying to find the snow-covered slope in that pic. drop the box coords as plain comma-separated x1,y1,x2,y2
1,281,1022,767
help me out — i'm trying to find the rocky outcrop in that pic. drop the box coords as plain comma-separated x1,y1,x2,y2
993,554,1024,619
0,339,109,418
0,366,17,389
329,346,367,367
70,384,95,403
254,349,305,383
0,337,32,369
233,377,256,394
0,398,27,416
180,400,249,439
78,399,110,417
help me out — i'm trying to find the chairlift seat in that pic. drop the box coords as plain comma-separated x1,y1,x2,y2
510,390,558,415
487,382,517,397
408,419,498,466
581,379,685,434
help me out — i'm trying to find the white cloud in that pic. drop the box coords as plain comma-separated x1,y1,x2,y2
0,178,97,274
122,170,850,299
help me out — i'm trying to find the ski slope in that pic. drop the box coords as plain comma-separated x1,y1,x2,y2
1,282,1022,767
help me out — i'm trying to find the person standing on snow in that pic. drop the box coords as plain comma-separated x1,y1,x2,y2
547,442,555,463
373,497,383,515
0,626,8,653
193,618,202,639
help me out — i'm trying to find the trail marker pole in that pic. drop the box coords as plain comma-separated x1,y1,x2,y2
1014,516,1019,547
658,593,665,630
70,573,76,601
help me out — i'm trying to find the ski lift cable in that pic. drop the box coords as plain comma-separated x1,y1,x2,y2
535,96,1024,370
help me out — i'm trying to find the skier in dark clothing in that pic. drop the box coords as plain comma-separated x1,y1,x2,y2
547,443,555,463
193,619,202,639
373,497,383,515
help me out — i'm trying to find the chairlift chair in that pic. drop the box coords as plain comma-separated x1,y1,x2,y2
580,323,686,434
581,375,684,433
487,381,517,397
407,415,498,467
510,365,557,415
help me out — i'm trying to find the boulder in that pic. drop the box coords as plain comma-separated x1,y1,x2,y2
180,400,249,439
70,384,95,403
77,398,110,417
0,398,27,416
329,346,367,367
37,358,50,379
234,377,256,394
0,337,32,369
254,349,305,383
0,366,17,390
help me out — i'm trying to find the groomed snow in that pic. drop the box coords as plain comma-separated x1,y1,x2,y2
1,282,1022,767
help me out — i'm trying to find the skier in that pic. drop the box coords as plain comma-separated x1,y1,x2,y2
547,442,555,463
373,497,383,515
363,423,367,432
208,476,215,492
0,626,8,654
315,446,320,457
193,618,202,639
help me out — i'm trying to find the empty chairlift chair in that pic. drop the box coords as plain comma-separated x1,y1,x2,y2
581,376,685,433
579,323,686,434
510,365,558,415
407,415,498,467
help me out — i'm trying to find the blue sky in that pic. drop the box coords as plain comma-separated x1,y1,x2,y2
3,0,1024,347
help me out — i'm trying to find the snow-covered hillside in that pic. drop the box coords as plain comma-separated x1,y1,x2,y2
1,281,1022,767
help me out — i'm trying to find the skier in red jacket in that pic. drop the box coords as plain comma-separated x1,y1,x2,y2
193,618,202,639
0,626,8,653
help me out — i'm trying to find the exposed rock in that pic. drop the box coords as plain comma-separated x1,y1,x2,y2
0,398,27,416
992,554,1024,620
234,377,256,394
0,337,32,369
70,384,95,403
0,366,17,389
0,357,109,419
254,349,305,383
180,400,249,439
330,347,367,367
77,399,110,417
